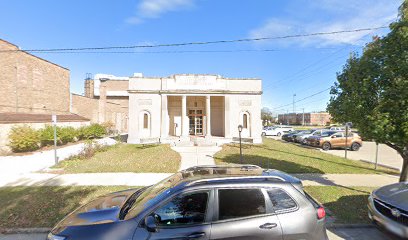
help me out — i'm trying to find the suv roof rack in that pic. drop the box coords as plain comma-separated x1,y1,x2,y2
187,175,286,186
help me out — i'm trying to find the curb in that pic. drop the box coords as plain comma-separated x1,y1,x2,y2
0,228,51,234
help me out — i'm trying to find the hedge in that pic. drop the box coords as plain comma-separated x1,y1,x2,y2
8,124,107,153
8,126,41,152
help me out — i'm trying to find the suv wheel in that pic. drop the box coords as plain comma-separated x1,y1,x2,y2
261,132,266,136
322,142,331,151
351,142,360,151
277,132,282,137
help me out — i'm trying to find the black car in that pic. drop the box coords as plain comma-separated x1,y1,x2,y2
282,130,302,142
47,165,328,240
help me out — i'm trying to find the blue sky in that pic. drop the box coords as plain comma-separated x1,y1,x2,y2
0,0,402,114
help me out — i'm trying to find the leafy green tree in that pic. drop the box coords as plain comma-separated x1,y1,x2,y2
328,0,408,182
261,107,274,126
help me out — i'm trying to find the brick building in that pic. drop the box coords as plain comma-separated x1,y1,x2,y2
278,112,331,126
71,74,130,132
0,39,70,114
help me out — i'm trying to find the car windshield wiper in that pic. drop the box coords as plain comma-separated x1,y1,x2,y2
119,186,149,220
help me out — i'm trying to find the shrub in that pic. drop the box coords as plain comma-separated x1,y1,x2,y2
58,126,77,144
78,124,106,140
8,125,40,152
39,125,55,146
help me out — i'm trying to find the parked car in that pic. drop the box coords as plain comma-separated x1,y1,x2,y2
368,182,408,238
282,130,303,142
295,129,327,145
329,126,345,131
47,165,329,240
310,131,362,151
262,126,294,137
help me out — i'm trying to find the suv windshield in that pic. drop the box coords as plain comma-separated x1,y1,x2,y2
124,173,185,220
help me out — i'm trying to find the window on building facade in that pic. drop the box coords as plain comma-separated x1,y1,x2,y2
143,113,149,129
243,113,248,128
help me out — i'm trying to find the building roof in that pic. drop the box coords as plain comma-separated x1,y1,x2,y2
0,113,89,124
0,39,69,71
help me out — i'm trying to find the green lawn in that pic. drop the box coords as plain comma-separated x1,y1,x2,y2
305,186,374,224
53,144,181,173
214,138,398,175
0,186,133,229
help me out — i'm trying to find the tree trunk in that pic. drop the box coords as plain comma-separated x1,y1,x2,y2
400,154,408,182
385,143,408,182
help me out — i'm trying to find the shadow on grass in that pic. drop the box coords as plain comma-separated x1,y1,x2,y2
214,153,325,174
323,193,371,224
0,186,130,229
223,143,397,175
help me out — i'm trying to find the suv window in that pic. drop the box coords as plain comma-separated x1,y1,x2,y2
218,189,266,220
332,132,344,138
267,188,297,212
151,191,209,226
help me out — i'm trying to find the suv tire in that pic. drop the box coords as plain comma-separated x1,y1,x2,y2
322,142,331,151
351,142,360,151
261,132,266,136
277,132,282,137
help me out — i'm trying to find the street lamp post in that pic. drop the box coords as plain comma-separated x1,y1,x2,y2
238,125,243,164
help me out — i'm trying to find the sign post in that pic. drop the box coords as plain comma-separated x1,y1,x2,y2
345,122,352,159
52,114,58,164
375,142,379,170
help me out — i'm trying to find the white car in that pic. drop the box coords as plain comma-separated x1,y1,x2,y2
262,126,294,137
329,126,345,131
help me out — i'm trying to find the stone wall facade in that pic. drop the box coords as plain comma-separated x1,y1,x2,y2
71,76,129,132
0,39,70,114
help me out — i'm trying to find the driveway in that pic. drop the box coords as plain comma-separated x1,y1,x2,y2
0,138,117,175
324,141,402,170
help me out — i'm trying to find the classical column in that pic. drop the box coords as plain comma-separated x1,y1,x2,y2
181,95,189,137
160,94,168,139
206,95,211,137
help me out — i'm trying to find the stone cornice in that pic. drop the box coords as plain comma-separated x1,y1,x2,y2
127,90,263,95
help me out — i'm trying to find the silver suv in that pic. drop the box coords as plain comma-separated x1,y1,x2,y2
48,165,328,240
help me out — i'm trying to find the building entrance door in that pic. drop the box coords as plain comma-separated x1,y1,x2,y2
188,109,204,136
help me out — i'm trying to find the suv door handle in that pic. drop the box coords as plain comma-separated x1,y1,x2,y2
259,223,278,229
187,232,205,238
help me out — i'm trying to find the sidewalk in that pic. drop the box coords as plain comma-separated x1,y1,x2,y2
0,172,398,187
172,146,221,170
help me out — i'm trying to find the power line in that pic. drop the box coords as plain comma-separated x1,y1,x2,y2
15,48,337,54
0,26,387,53
272,87,331,110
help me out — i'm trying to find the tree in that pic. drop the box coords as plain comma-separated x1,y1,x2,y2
261,107,274,126
327,0,408,182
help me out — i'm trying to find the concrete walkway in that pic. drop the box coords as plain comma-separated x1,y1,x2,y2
172,146,221,170
0,138,117,175
0,172,398,187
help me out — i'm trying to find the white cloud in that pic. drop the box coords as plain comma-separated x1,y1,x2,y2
249,0,400,47
126,0,194,25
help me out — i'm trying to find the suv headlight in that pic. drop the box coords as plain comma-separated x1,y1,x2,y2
47,233,66,240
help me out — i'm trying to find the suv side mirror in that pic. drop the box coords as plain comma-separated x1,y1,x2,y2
145,215,157,232
331,135,336,138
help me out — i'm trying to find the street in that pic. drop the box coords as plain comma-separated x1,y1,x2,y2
0,227,399,240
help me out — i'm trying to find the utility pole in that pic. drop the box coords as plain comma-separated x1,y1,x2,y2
302,108,305,126
293,94,296,113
